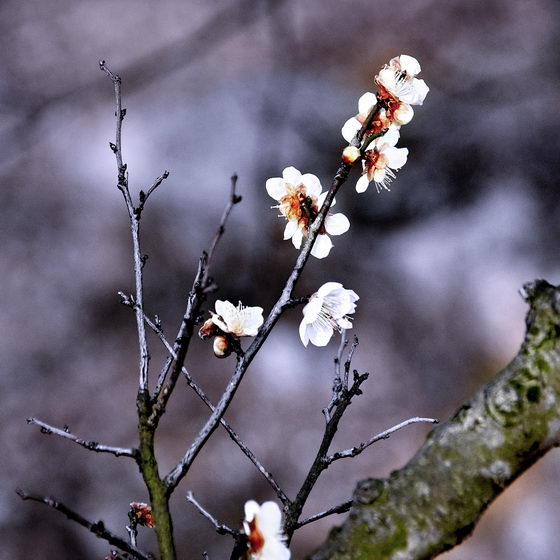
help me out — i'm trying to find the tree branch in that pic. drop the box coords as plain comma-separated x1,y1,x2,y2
310,279,560,560
185,491,239,537
140,310,289,505
164,162,353,492
26,418,137,458
327,417,439,464
15,489,154,560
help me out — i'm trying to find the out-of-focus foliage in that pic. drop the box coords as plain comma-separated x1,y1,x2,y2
2,1,560,558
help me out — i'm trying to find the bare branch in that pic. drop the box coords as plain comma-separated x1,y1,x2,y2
284,370,369,540
294,500,353,529
16,489,154,560
203,173,242,289
100,60,150,394
136,170,170,215
26,417,137,458
327,417,439,463
186,491,239,537
323,332,348,423
140,311,289,505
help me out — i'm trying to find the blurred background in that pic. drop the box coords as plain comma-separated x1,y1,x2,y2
2,0,560,558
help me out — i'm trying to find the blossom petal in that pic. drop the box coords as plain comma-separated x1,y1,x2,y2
341,117,361,143
385,146,409,169
408,78,429,106
358,91,377,115
266,177,286,201
324,213,350,236
283,219,299,240
257,502,283,539
398,54,421,76
356,174,370,193
291,227,303,249
299,319,310,346
282,166,302,186
301,173,322,198
308,323,334,346
310,234,332,259
301,296,324,324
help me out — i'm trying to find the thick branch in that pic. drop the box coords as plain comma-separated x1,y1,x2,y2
16,489,154,560
26,418,137,458
310,279,560,560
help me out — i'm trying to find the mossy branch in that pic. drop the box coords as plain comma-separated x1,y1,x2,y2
310,279,560,560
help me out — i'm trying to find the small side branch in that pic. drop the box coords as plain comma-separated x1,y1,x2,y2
186,491,239,537
16,489,154,560
203,173,242,290
26,418,137,458
327,417,439,463
136,171,170,216
293,500,353,530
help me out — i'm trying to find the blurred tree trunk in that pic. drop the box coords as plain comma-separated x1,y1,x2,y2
310,279,560,560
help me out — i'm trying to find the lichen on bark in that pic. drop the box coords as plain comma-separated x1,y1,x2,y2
310,280,560,560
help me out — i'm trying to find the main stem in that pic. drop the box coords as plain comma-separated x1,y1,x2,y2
137,391,176,560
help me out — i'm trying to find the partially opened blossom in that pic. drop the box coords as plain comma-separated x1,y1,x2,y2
355,125,408,193
376,54,429,107
210,300,264,337
266,166,349,259
243,500,290,560
199,300,264,358
299,282,359,347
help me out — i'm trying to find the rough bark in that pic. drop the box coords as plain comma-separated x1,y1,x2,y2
310,279,560,560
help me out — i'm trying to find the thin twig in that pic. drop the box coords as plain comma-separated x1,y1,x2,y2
141,311,289,505
343,336,359,390
136,171,170,215
148,255,206,426
165,162,353,492
284,370,369,541
150,174,242,403
16,489,154,560
327,417,439,463
100,60,150,394
186,492,239,537
323,332,348,423
203,173,242,289
26,418,137,458
293,500,353,529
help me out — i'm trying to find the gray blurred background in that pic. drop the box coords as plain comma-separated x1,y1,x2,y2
2,0,560,558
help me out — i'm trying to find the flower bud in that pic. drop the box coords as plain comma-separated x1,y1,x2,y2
342,146,361,165
213,335,232,358
199,318,220,340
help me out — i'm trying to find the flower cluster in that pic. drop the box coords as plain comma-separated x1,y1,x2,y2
243,500,290,560
266,166,350,259
342,54,428,193
199,300,264,358
299,282,359,347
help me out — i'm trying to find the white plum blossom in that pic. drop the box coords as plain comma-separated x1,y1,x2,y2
266,166,350,259
210,300,264,337
356,125,408,193
299,282,359,347
375,54,429,107
243,500,290,560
